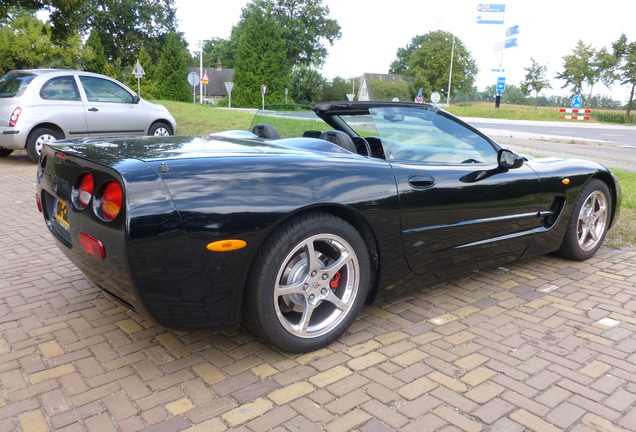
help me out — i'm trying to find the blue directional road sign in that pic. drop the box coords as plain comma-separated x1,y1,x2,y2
476,15,505,24
506,25,519,37
505,38,518,49
497,77,506,92
478,4,506,12
571,95,583,109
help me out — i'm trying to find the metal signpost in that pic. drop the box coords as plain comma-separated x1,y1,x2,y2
261,85,267,110
131,60,145,96
187,72,199,104
476,3,520,108
225,82,234,108
201,71,209,102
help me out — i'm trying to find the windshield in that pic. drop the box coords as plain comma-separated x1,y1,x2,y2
0,72,36,98
365,107,498,164
249,104,328,139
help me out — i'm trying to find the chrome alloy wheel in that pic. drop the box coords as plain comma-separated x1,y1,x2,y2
274,233,360,338
577,189,608,251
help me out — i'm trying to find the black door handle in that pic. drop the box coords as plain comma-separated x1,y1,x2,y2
407,174,435,189
88,108,99,112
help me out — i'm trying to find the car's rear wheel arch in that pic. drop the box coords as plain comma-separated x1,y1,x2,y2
242,205,381,312
25,124,65,161
241,208,380,351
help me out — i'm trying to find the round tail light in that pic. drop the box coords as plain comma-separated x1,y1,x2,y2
101,182,123,221
77,173,94,209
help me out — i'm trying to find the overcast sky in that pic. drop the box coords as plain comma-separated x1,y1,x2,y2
174,0,635,102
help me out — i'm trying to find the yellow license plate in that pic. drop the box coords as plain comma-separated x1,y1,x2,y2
54,199,70,228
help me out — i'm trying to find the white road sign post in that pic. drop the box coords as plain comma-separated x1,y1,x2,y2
187,72,199,104
225,82,234,108
261,85,267,110
131,60,145,96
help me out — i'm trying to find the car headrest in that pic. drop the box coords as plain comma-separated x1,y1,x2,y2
252,124,280,140
318,130,356,153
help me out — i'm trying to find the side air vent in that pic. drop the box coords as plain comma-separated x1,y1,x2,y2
541,197,565,228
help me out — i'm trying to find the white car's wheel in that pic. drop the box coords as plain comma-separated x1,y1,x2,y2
26,128,62,162
149,122,172,136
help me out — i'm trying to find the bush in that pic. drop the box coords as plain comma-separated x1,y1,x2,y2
592,111,635,124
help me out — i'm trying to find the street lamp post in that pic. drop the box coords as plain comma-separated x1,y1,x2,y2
447,34,455,105
199,40,211,104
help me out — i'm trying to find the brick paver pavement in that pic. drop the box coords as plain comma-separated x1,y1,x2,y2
2,151,636,432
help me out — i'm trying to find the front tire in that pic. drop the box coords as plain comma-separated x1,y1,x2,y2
556,179,611,261
0,148,13,157
244,213,371,352
148,122,172,136
26,128,62,162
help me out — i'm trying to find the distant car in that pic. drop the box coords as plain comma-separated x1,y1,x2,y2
0,69,177,161
36,101,621,352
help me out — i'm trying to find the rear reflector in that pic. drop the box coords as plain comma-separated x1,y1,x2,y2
79,233,106,260
35,193,42,213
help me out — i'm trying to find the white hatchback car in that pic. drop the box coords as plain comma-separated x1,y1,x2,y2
0,69,177,161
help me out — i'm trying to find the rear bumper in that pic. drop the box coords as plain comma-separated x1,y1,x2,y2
0,128,26,150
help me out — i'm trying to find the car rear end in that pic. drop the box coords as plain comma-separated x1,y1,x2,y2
36,144,142,309
0,70,39,151
35,137,248,331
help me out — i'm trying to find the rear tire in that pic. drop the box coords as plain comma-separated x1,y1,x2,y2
556,179,611,261
244,213,371,352
0,148,13,157
26,128,62,162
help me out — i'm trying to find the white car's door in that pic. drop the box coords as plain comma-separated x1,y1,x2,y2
77,75,148,137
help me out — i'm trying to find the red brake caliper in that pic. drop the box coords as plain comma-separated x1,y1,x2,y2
330,272,341,289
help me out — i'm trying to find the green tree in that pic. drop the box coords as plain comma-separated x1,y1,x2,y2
200,37,237,69
289,66,325,104
84,28,108,73
3,0,182,71
323,76,356,101
556,40,592,96
0,8,89,74
404,31,478,100
87,0,179,68
368,76,412,102
556,40,619,106
232,8,290,107
613,33,636,122
1,0,92,42
520,57,552,109
210,0,340,69
389,34,427,75
101,63,117,78
157,32,191,102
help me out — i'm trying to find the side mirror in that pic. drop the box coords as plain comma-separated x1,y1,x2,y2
132,95,141,104
498,149,523,170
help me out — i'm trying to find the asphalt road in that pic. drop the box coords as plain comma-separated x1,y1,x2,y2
464,118,636,172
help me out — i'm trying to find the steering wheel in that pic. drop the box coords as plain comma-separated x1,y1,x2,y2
352,137,372,157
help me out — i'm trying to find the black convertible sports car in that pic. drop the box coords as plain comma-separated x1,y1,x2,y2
36,101,621,352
